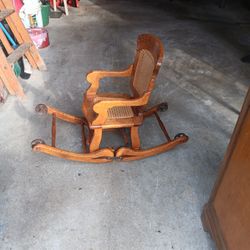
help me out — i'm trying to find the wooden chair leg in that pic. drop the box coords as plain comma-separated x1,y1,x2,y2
89,128,103,152
131,126,140,150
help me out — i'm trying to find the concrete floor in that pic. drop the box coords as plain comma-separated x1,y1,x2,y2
1,0,250,249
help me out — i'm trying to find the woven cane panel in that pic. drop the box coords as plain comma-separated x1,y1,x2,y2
133,49,155,96
107,106,134,119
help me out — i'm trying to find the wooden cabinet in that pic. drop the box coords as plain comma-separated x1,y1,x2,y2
202,88,250,250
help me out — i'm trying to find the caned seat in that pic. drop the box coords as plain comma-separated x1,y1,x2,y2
104,105,143,129
83,94,143,129
107,106,134,119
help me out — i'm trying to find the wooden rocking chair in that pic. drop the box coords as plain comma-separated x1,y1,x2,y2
32,34,188,162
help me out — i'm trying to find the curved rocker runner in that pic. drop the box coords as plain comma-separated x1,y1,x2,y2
32,34,189,163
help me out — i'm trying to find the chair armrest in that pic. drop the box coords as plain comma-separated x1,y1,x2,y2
92,92,150,125
85,64,133,96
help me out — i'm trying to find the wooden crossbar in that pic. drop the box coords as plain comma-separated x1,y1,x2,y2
154,112,171,142
52,113,56,147
0,9,13,20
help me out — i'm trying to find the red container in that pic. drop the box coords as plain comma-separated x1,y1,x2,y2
12,0,23,13
49,0,61,7
28,28,50,49
49,0,79,8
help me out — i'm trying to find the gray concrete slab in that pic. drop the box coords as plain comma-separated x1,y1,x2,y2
1,0,249,249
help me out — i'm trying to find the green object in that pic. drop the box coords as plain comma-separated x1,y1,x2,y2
13,62,21,77
41,4,50,26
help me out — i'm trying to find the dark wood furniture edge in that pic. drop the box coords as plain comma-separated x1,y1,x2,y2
208,89,250,204
201,88,250,250
201,203,227,250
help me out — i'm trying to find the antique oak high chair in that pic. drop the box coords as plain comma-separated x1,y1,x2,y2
32,34,188,162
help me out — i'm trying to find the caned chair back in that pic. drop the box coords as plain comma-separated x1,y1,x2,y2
130,34,164,98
